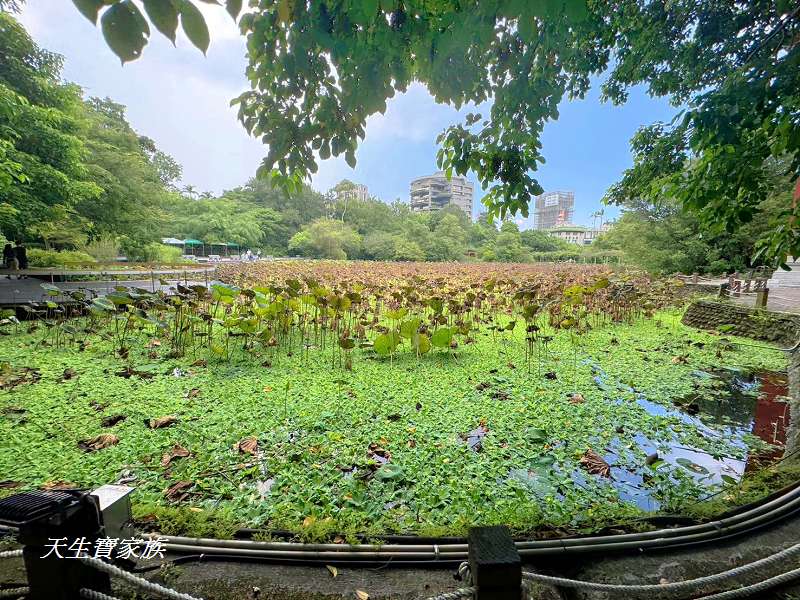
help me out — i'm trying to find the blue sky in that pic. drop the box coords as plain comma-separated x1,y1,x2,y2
19,3,677,229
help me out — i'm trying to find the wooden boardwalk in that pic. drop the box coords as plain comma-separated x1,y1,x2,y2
0,268,214,306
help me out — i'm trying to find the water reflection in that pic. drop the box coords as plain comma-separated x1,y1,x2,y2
512,364,790,512
619,369,790,510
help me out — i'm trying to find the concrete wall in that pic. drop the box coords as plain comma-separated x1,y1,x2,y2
681,300,800,346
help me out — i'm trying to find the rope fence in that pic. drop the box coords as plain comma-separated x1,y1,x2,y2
520,542,800,595
80,589,122,600
78,555,203,600
2,544,800,600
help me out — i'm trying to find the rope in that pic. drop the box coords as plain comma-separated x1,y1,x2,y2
80,589,122,600
78,556,203,600
0,588,27,599
696,565,800,599
425,587,474,600
0,550,22,559
521,542,800,594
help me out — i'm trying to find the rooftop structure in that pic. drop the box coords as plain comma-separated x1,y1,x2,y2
410,172,474,217
534,191,574,230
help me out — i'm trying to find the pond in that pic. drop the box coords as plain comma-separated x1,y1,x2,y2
605,368,789,511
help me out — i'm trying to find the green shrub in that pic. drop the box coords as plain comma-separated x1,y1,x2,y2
529,250,581,262
27,249,97,268
83,235,120,262
141,243,184,264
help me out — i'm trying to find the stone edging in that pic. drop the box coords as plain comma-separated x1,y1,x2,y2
681,300,800,346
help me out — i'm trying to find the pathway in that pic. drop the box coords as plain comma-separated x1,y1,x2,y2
0,277,203,305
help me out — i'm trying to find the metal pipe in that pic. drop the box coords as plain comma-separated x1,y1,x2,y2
159,536,467,553
151,484,800,563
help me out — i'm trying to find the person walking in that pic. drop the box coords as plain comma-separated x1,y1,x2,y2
3,243,17,278
14,241,27,277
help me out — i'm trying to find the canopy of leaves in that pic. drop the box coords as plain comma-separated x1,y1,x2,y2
67,0,800,265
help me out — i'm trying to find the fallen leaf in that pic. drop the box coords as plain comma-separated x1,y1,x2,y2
671,355,688,364
115,366,153,380
78,433,120,452
367,442,391,464
101,414,126,428
302,516,316,528
41,481,75,490
164,480,194,502
185,388,201,399
569,393,585,404
191,359,207,368
580,449,611,478
326,565,338,578
235,436,259,455
0,366,41,389
161,444,191,467
148,415,178,429
355,591,369,600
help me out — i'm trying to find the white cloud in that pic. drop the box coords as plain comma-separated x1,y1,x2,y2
364,83,483,143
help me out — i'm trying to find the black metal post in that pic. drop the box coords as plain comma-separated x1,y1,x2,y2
468,526,521,600
0,491,111,599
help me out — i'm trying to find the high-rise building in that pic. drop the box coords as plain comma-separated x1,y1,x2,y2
533,191,574,230
335,183,369,202
410,172,474,217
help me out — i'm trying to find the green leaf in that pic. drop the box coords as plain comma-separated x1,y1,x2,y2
431,327,453,348
225,0,243,19
527,428,547,443
675,458,709,474
399,318,421,339
374,463,403,482
360,0,378,21
101,0,151,63
143,0,179,44
91,297,115,312
40,283,61,297
411,333,431,355
72,0,105,24
179,0,211,54
373,333,399,356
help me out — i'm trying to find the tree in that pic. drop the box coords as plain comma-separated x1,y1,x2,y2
393,238,426,262
598,177,791,275
78,97,175,255
72,1,800,265
488,221,530,263
427,213,467,261
520,229,573,253
288,218,361,260
139,134,182,189
363,231,397,261
0,13,102,243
